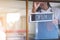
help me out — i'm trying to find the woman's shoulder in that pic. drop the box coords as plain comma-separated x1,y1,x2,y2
52,7,60,19
52,7,60,12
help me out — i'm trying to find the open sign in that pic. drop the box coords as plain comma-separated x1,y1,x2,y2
30,12,54,22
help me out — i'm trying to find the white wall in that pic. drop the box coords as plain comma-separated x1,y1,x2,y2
0,1,26,30
0,1,26,17
0,1,26,13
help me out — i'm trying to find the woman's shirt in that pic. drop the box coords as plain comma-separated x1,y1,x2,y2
34,7,59,39
35,7,60,24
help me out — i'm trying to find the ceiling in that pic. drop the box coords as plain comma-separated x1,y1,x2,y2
0,0,26,1
28,0,60,2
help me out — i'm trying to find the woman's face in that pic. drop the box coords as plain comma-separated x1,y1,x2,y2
39,2,48,10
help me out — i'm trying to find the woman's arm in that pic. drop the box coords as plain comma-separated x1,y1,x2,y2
32,2,40,13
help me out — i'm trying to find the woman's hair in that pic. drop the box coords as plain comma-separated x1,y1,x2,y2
36,2,51,12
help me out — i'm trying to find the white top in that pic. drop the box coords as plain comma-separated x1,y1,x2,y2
52,7,60,24
34,7,60,24
41,7,52,13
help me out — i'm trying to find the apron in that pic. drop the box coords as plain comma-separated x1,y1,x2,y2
35,7,59,39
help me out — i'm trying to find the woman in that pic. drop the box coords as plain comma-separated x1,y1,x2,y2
32,2,59,40
0,21,6,40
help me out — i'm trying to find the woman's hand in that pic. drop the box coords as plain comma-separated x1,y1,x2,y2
32,2,40,13
52,19,58,25
34,2,40,10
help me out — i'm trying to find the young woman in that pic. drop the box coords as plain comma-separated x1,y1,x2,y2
32,2,59,40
